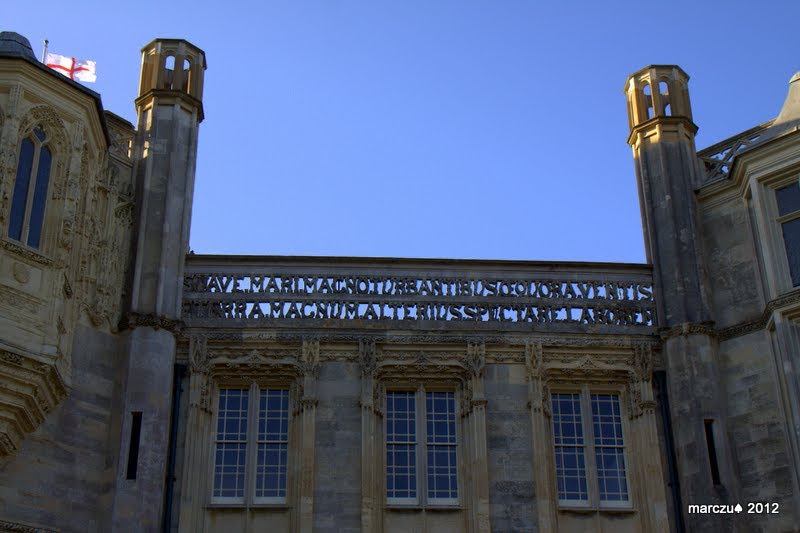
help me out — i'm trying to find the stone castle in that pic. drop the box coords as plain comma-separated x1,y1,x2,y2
0,30,798,532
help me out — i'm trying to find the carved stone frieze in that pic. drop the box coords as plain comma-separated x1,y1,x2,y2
183,268,657,331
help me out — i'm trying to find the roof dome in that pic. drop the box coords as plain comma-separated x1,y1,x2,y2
0,32,37,61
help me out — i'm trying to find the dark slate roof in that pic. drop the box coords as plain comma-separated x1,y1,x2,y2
0,31,110,145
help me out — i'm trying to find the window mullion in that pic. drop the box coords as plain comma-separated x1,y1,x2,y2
245,383,258,507
418,385,425,506
20,141,41,246
582,387,599,509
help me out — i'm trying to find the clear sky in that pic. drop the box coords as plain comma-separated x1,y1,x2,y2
7,1,800,263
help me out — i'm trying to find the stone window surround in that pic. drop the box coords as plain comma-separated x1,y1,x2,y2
549,384,633,511
775,180,800,287
210,384,292,507
1,104,72,266
384,384,461,509
749,167,800,297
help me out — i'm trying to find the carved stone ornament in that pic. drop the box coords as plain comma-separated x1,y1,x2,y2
0,349,68,456
633,342,654,382
359,338,377,376
466,341,486,378
660,321,717,340
189,335,209,373
119,312,183,333
0,519,58,533
300,338,320,378
524,342,544,380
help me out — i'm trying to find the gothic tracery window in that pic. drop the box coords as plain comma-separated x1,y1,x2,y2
9,126,52,249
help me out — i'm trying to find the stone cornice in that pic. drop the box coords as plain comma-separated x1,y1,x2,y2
655,289,800,342
717,288,800,341
659,321,717,340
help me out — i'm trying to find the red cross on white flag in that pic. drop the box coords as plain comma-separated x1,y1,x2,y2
45,52,97,82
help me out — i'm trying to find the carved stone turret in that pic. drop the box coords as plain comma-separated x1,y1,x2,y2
626,65,741,531
111,38,205,532
625,65,708,324
129,39,206,319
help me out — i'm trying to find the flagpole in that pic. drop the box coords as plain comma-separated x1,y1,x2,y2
41,40,49,62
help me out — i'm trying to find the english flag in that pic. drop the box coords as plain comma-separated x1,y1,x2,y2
45,53,97,82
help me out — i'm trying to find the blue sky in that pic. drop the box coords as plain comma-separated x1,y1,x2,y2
8,1,800,262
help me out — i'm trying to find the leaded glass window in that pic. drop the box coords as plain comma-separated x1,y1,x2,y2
551,389,630,508
592,394,628,503
386,391,417,502
426,391,458,502
255,389,289,501
552,393,589,503
212,386,290,504
213,389,249,501
386,388,458,506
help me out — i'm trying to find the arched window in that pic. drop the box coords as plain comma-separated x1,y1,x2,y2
9,126,52,249
642,83,654,119
163,54,175,89
182,58,192,94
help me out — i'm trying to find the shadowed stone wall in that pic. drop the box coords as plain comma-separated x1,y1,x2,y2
313,362,362,532
0,324,124,532
485,363,536,532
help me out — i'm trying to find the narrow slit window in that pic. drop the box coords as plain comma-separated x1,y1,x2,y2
704,419,721,485
126,412,143,480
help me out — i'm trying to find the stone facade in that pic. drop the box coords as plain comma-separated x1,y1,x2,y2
0,32,798,533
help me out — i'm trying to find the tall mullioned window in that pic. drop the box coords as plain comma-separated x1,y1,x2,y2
552,390,629,507
776,181,800,286
386,389,458,505
213,387,289,504
9,127,52,249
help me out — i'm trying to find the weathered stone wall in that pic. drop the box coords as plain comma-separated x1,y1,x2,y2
313,361,362,532
484,363,536,532
719,331,795,532
699,198,764,328
0,323,124,532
